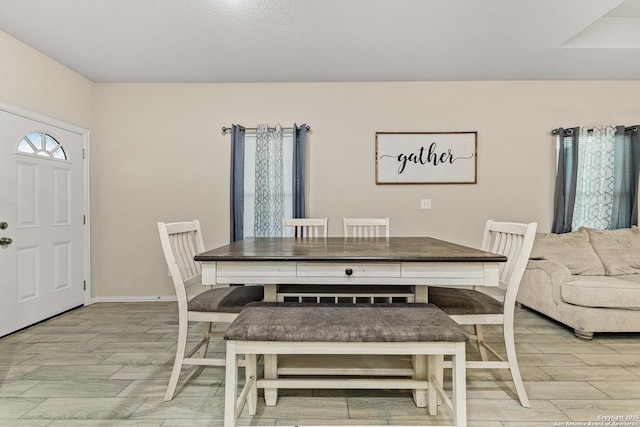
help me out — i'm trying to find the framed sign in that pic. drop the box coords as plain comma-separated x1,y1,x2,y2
375,131,477,185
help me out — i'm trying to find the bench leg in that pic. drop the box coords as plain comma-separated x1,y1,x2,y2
435,353,444,406
427,355,438,416
246,353,258,415
224,341,239,427
452,342,467,427
264,354,278,406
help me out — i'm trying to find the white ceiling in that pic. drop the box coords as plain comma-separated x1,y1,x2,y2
1,0,639,83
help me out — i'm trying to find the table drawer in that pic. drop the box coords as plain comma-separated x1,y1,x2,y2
401,262,485,278
297,263,401,278
217,261,297,277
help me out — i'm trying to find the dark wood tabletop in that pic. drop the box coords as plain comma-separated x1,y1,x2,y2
195,237,507,263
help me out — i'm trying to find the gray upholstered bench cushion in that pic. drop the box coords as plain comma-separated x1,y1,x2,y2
224,302,469,343
188,286,264,313
428,287,503,315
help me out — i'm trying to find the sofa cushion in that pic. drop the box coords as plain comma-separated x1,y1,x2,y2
584,226,640,276
561,276,640,309
530,229,604,276
616,274,640,284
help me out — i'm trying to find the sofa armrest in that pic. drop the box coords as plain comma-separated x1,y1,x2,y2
520,259,573,306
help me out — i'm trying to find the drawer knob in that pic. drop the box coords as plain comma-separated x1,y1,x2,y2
345,268,353,276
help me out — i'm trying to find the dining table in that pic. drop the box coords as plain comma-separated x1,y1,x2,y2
195,236,507,406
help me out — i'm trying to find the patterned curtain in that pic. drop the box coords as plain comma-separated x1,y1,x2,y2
553,125,640,232
572,126,616,230
253,124,284,237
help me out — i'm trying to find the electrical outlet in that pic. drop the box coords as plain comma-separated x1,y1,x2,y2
420,199,432,209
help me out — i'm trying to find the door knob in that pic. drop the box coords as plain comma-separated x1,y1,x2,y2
0,222,7,230
0,237,12,246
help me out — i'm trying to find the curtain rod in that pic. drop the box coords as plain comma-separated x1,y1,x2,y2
551,126,638,136
222,125,311,133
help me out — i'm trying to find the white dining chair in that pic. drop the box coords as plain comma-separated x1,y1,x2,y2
279,217,412,303
428,220,537,408
343,217,390,238
280,218,332,302
158,220,263,401
339,217,413,303
282,217,328,238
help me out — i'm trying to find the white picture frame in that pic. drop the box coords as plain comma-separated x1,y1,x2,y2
375,131,477,185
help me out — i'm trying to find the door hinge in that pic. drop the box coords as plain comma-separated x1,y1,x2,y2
82,149,86,159
83,215,86,225
83,281,86,291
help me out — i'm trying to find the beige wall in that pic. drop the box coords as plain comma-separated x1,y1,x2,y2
3,31,640,300
0,31,93,127
92,81,640,299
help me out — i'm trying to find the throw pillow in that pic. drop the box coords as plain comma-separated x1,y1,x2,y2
584,226,640,276
530,228,605,275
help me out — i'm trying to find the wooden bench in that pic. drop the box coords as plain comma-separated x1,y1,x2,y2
223,302,469,427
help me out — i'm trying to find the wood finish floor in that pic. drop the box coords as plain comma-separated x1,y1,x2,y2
1,302,639,426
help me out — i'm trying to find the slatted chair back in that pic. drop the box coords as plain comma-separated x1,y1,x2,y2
480,220,537,309
158,220,205,301
280,217,411,302
282,218,328,238
343,217,390,238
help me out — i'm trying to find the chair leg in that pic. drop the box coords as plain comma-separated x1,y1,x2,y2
474,324,489,361
164,317,189,401
200,322,212,358
503,322,530,408
412,355,427,408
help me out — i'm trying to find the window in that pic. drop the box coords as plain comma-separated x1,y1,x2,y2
242,132,294,238
230,123,308,242
17,132,67,160
553,125,640,233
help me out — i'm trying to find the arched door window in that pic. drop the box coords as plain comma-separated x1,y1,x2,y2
17,132,67,160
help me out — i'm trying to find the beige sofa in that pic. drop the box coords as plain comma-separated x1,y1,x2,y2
517,226,640,339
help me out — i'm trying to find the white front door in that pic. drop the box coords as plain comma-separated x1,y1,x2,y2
0,107,87,337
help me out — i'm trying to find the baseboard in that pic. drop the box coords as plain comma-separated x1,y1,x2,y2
89,296,177,304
